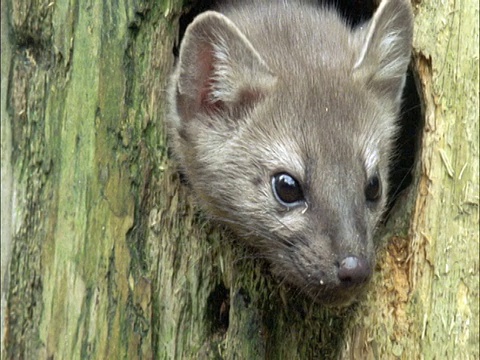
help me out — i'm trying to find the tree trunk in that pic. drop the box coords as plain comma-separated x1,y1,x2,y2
1,0,478,359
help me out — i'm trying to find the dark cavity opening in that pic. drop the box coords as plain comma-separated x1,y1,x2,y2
174,0,423,213
206,283,230,334
387,68,423,213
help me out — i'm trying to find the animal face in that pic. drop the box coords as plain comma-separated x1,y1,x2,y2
167,0,413,305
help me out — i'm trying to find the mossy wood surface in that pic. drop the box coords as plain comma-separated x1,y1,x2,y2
1,0,478,359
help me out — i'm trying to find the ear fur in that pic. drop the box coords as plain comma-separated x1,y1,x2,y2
173,11,277,122
354,0,413,101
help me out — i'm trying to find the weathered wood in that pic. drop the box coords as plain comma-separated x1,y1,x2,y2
1,0,478,359
2,0,183,358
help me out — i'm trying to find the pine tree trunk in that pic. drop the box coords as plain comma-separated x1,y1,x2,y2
1,0,478,359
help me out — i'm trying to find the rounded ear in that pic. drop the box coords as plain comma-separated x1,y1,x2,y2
173,11,277,122
353,0,413,101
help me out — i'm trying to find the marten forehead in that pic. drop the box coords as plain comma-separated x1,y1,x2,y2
246,120,377,187
256,88,380,147
266,74,376,123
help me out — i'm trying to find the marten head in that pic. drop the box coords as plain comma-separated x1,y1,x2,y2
167,0,413,305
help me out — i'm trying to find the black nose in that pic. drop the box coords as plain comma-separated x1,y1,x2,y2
337,256,371,286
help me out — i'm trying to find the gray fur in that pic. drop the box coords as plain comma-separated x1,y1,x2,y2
167,0,413,305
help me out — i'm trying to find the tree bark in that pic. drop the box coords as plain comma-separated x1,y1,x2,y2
1,0,478,359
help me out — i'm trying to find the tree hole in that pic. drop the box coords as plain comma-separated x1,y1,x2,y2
387,68,423,213
206,283,230,334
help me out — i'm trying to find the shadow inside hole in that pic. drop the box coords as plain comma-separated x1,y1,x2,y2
324,0,377,27
206,283,230,334
386,67,423,214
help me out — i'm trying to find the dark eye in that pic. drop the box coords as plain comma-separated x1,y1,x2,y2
272,172,305,206
365,174,382,203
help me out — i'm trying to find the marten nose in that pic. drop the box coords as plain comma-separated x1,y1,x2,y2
337,256,371,286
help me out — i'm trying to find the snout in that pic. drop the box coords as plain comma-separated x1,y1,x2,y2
277,252,374,306
336,255,371,287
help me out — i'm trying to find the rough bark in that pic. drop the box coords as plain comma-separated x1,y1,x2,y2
2,0,181,358
1,0,478,359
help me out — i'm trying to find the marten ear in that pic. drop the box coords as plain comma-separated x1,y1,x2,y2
353,0,413,102
173,11,277,122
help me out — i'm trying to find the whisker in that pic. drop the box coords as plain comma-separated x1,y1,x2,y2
399,102,422,116
389,163,417,200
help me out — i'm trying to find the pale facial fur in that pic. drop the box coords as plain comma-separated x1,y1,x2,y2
167,0,413,306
